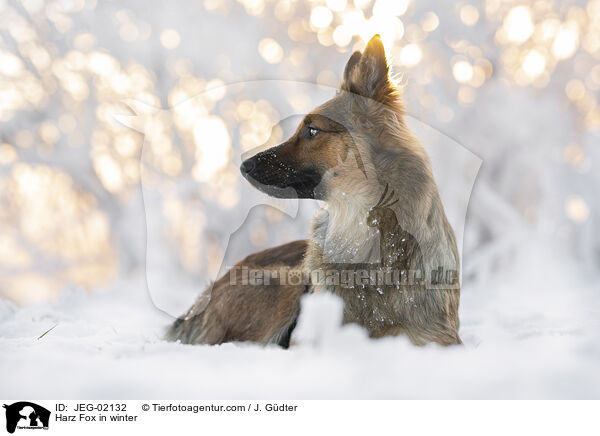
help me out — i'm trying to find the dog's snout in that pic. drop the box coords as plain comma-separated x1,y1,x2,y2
240,158,256,175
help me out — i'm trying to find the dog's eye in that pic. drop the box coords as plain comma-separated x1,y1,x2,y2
308,127,320,137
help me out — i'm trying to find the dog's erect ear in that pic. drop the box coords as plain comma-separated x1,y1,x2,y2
341,35,394,103
360,35,389,98
342,50,362,92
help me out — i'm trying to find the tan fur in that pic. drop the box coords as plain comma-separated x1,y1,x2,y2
166,240,308,346
167,35,461,347
303,37,461,345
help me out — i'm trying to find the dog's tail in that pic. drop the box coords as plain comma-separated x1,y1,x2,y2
165,317,184,341
165,290,221,344
165,313,206,344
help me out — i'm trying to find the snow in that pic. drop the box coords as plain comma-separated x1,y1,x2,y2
1,238,599,399
1,0,599,400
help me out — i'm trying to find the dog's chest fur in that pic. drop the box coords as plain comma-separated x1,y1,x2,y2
303,193,460,343
305,202,418,335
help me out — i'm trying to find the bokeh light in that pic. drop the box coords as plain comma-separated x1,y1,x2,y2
1,0,598,304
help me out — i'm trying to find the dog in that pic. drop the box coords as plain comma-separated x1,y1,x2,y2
167,35,461,347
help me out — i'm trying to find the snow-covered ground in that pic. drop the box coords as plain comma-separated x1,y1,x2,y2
1,239,599,399
1,0,599,400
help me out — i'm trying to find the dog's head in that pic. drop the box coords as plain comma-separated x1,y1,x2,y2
241,35,407,201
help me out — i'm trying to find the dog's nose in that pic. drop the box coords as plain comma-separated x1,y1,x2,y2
240,159,256,175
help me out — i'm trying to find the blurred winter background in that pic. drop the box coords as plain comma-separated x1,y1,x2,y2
1,0,599,398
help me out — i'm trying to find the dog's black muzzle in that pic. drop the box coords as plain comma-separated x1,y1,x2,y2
240,148,323,199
